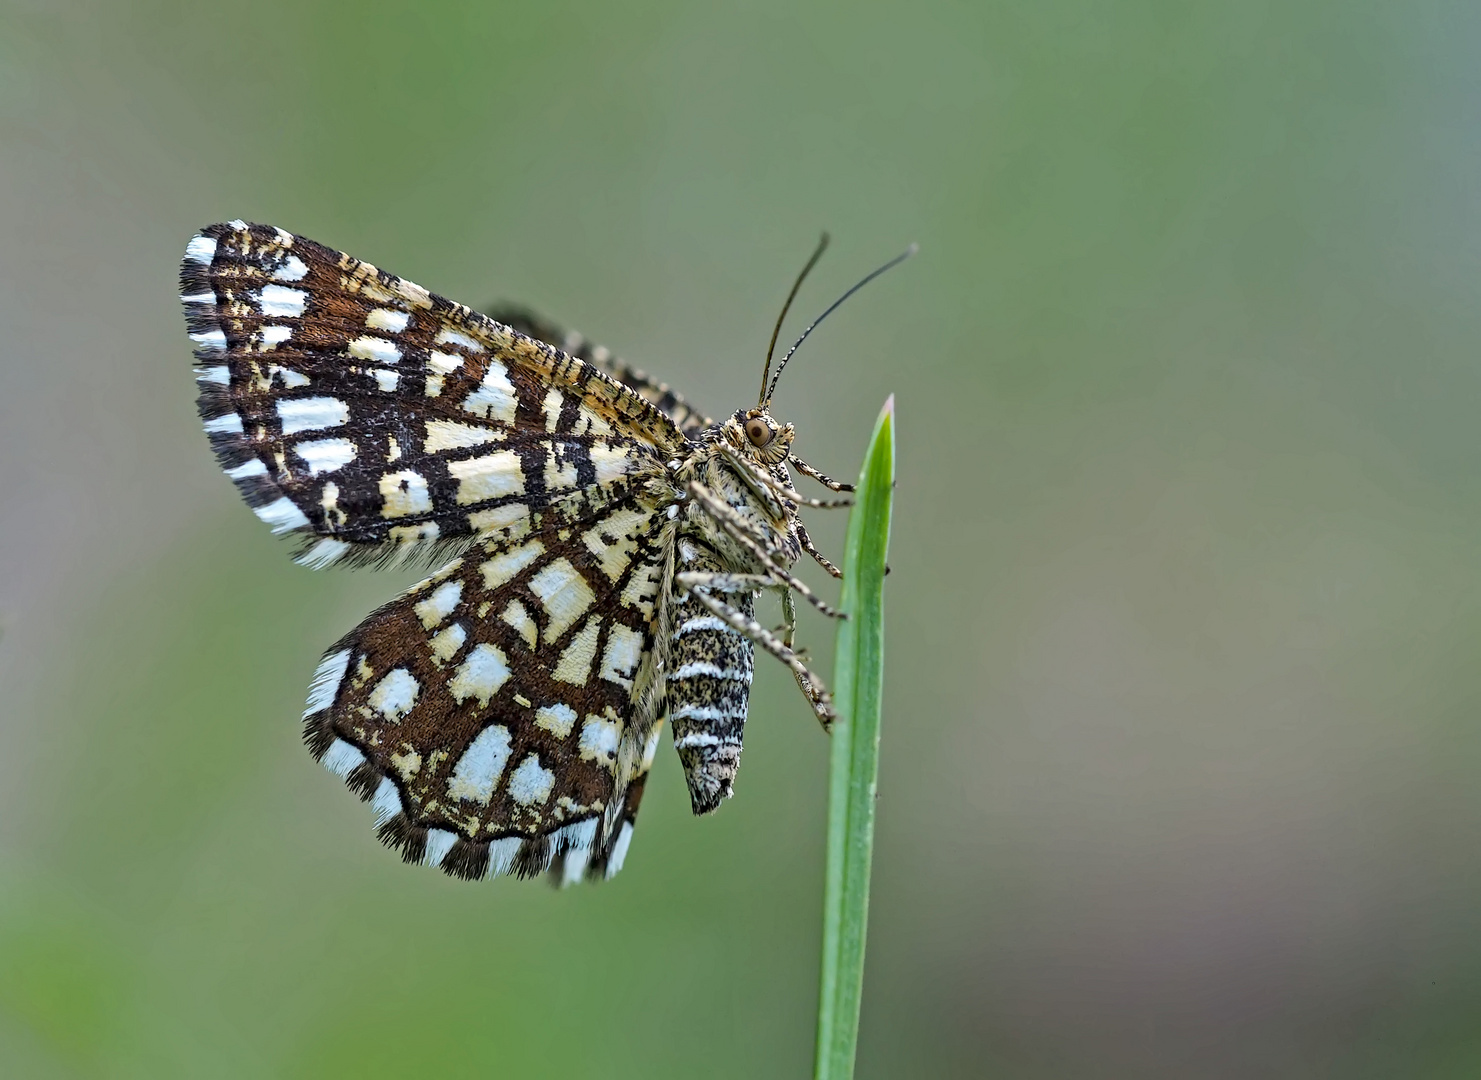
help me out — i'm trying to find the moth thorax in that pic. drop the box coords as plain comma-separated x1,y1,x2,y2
691,460,794,573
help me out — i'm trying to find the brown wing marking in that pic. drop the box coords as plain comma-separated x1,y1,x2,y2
300,495,671,883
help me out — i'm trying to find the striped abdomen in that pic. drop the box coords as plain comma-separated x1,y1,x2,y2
668,587,756,815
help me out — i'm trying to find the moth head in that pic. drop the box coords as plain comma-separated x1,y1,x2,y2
729,408,794,464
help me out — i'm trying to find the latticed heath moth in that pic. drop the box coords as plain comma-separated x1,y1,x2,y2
181,222,908,883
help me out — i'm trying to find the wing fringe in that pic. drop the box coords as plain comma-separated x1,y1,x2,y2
302,680,640,885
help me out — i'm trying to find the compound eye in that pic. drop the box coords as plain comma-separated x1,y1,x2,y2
745,418,772,447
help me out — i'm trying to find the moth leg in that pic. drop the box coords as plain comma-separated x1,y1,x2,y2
719,447,852,509
758,468,853,509
680,578,835,730
795,521,842,579
673,570,802,640
771,483,853,510
687,481,844,619
790,455,855,493
779,587,833,721
686,479,774,550
710,448,789,519
779,586,798,649
676,571,776,593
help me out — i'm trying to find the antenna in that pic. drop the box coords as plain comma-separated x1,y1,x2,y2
759,233,830,406
763,242,918,407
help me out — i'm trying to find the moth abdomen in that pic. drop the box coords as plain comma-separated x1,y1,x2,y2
667,583,757,815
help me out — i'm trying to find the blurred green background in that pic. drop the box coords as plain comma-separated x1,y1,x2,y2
3,1,1481,1076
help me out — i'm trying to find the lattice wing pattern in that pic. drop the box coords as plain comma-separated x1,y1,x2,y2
302,490,672,883
181,221,686,567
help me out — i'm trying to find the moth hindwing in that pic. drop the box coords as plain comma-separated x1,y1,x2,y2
181,221,847,885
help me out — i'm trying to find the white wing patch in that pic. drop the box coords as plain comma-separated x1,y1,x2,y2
368,668,419,721
507,754,555,807
447,724,513,805
259,284,308,317
448,643,511,706
278,397,349,436
295,438,357,476
528,559,596,642
461,360,518,422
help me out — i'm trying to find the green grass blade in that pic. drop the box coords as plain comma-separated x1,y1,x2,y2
814,395,896,1080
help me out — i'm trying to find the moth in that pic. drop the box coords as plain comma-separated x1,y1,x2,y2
180,221,907,884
